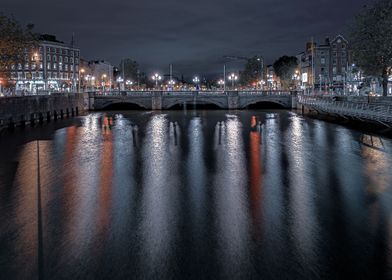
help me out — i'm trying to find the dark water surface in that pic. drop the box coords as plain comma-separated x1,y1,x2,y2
1,110,392,279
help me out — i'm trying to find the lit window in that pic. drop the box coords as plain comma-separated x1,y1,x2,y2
47,64,51,70
65,64,68,71
53,63,57,70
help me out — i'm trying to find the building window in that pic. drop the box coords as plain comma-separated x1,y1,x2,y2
25,63,29,69
59,64,63,70
47,54,51,61
70,57,74,63
47,64,51,70
53,56,57,62
59,56,63,63
53,63,57,70
18,63,22,70
64,57,68,63
40,63,43,69
321,57,325,64
64,73,68,79
70,65,74,71
39,72,43,79
333,67,337,74
65,64,68,71
18,72,23,79
32,63,36,70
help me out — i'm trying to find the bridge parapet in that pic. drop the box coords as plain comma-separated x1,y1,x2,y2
89,90,295,110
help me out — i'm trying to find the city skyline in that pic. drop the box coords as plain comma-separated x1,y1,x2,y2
3,0,370,75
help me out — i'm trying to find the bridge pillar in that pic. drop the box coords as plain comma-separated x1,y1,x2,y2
152,92,162,110
227,91,239,109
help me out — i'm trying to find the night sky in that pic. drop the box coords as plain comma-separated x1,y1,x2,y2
3,0,370,77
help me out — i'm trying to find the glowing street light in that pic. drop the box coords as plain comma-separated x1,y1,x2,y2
126,80,133,90
192,76,200,89
217,79,225,89
168,79,176,90
228,73,238,88
152,73,162,89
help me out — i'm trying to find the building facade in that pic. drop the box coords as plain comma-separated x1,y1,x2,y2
298,35,352,93
10,34,80,94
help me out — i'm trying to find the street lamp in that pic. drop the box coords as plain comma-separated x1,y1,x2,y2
152,73,162,89
257,56,264,89
126,80,133,90
102,74,107,91
192,76,200,90
217,79,225,90
117,76,124,91
78,68,85,92
228,73,238,89
168,79,176,90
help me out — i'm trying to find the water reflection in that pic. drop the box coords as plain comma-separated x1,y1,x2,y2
0,110,392,279
213,115,251,278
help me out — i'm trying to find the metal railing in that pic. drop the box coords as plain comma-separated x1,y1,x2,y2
298,95,392,124
93,90,295,98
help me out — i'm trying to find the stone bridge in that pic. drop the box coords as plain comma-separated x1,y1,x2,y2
89,90,298,110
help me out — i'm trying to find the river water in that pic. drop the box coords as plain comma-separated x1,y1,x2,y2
0,110,392,279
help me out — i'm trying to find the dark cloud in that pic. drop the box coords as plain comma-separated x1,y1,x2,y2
3,0,370,77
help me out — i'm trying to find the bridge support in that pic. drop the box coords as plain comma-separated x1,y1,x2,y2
152,92,162,110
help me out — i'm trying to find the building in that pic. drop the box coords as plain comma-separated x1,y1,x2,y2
10,34,80,94
87,60,114,91
297,35,352,93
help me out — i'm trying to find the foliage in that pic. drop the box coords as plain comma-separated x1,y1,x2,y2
119,58,149,87
0,15,37,79
350,0,392,96
272,56,298,89
240,56,263,86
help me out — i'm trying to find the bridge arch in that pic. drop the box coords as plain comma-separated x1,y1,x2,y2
164,99,225,110
241,99,289,109
98,100,149,110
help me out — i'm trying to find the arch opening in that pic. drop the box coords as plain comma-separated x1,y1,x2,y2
100,102,146,111
166,102,223,110
246,101,287,109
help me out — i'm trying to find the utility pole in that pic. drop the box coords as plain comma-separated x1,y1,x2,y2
311,37,315,94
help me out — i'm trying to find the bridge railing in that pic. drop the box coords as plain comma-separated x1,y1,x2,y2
298,95,392,124
93,90,295,97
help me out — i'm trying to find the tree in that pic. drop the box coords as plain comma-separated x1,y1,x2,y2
0,15,37,80
350,0,392,96
272,56,298,89
118,58,149,87
240,56,263,86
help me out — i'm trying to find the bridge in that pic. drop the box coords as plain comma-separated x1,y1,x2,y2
298,95,392,126
88,90,298,110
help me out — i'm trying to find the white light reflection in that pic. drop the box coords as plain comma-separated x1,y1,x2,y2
285,115,319,268
140,115,180,278
187,118,207,232
213,116,250,278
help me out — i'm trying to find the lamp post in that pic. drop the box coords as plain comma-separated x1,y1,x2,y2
117,76,124,92
152,73,162,89
192,76,200,90
228,73,238,89
126,80,133,90
78,68,85,92
168,79,176,90
217,79,225,90
257,56,264,90
102,74,107,92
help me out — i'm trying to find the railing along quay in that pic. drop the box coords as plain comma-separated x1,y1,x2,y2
298,95,392,125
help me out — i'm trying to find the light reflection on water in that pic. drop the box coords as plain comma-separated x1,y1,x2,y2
0,110,392,279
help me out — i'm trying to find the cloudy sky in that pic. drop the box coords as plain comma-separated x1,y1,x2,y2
3,0,370,77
